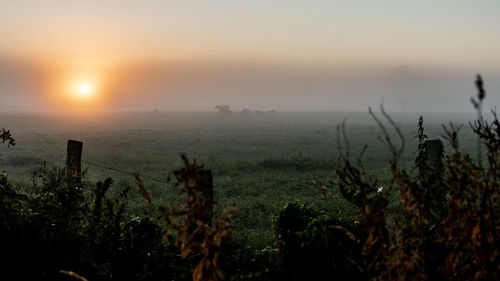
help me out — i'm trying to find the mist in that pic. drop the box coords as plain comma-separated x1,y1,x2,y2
1,57,500,113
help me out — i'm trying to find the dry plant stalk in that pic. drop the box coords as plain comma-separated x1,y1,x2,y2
134,171,152,205
333,75,499,281
439,75,499,281
335,112,394,280
59,270,89,281
164,155,235,281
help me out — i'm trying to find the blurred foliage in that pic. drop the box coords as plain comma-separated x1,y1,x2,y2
275,201,364,281
0,164,178,281
0,127,15,146
328,75,499,281
163,154,235,281
0,76,498,281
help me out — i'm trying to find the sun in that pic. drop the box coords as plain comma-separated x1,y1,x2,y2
74,83,95,99
79,84,91,94
48,60,111,110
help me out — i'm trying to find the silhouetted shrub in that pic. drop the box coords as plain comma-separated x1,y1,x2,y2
0,165,178,281
275,201,365,281
329,75,499,281
162,154,235,281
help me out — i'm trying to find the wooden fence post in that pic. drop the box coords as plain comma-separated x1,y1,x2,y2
424,139,443,170
67,140,83,177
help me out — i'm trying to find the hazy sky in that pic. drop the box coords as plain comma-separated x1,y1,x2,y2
1,1,500,112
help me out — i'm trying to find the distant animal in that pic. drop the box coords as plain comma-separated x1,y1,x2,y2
239,108,251,114
214,105,232,113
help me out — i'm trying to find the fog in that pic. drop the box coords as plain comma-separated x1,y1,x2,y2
2,1,500,114
1,57,500,113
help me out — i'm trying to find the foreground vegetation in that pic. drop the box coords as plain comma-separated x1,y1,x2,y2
1,77,499,280
0,110,478,249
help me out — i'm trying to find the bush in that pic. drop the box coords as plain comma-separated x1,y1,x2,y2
330,75,499,281
0,165,179,281
275,201,364,281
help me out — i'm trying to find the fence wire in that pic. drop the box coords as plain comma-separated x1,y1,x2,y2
31,157,318,190
82,160,170,184
82,160,317,189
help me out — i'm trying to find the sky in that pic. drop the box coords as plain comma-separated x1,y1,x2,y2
1,0,500,112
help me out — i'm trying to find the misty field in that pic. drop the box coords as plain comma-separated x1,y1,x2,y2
0,111,479,248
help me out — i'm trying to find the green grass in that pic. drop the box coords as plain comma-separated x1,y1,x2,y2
0,111,480,250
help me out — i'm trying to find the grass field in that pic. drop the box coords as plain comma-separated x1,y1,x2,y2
0,111,480,249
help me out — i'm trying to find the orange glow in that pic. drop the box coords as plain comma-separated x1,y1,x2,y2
60,73,101,107
43,58,118,112
66,76,98,101
76,84,93,97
